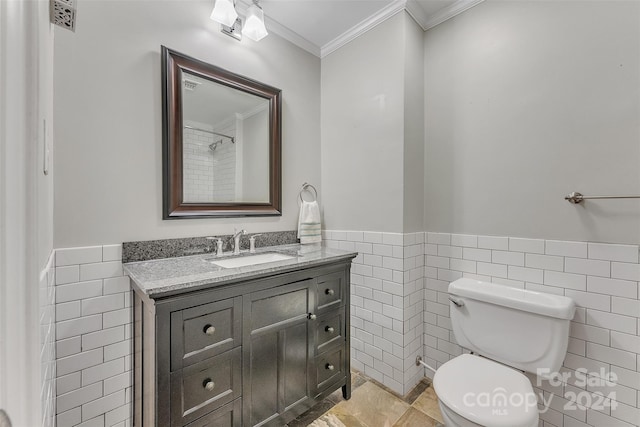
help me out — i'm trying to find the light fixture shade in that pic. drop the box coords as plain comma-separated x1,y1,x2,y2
242,3,268,41
210,0,238,27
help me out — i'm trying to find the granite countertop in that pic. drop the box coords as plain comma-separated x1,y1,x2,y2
124,243,357,299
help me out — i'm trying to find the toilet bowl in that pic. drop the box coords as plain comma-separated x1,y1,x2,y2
434,354,539,427
432,278,575,427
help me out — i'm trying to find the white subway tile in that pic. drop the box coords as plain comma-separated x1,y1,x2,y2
426,255,449,269
611,262,640,282
565,257,611,278
56,371,81,396
424,244,438,256
450,234,477,248
392,245,404,259
567,337,586,356
546,240,587,258
103,277,130,295
492,250,525,266
610,331,640,354
372,267,393,281
427,232,451,245
82,326,125,351
56,372,102,414
346,231,364,242
509,238,545,254
508,266,543,284
611,297,640,317
102,244,122,262
56,315,102,340
477,235,508,250
56,336,81,358
525,254,564,272
438,245,462,259
565,290,610,312
490,277,524,288
82,390,125,422
477,262,507,278
57,407,82,427
609,365,640,389
56,301,81,321
586,342,636,370
56,280,103,303
105,403,130,427
586,410,635,427
82,358,124,386
363,254,383,267
338,241,356,251
355,242,373,254
80,261,123,282
609,401,640,426
569,322,610,346
588,243,639,263
587,276,638,299
586,310,636,335
462,248,491,262
438,269,462,282
563,353,611,377
331,231,346,240
56,266,80,285
382,233,403,246
363,232,383,244
382,256,403,271
57,246,103,267
544,271,586,291
450,258,476,274
104,341,131,362
57,355,104,392
81,294,124,316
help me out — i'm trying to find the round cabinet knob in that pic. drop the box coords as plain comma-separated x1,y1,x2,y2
325,363,335,371
308,313,317,320
203,325,216,335
203,379,215,391
325,326,335,333
325,288,335,296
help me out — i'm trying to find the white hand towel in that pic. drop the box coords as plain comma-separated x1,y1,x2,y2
298,200,322,244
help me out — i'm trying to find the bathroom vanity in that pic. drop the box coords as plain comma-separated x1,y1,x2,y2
124,244,356,427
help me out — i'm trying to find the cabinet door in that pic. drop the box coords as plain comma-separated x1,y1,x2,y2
243,279,315,427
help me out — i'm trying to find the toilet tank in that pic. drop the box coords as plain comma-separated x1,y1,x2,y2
448,278,575,375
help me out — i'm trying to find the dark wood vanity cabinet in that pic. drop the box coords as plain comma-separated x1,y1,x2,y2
133,261,352,427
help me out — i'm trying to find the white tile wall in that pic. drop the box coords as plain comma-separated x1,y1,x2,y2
40,251,56,427
424,232,640,427
324,230,425,395
182,125,236,203
54,245,132,427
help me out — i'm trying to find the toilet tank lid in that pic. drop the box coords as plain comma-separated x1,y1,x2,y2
449,278,575,320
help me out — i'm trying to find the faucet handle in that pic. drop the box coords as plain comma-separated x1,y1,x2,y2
249,234,264,253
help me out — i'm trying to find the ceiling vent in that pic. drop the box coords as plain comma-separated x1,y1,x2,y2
50,0,77,32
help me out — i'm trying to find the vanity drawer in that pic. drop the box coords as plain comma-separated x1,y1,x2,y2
170,347,242,426
171,296,242,370
184,399,242,427
315,311,344,355
313,346,346,395
316,271,345,312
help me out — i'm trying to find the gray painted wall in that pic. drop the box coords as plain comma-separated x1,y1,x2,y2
321,12,420,233
54,0,320,247
423,0,640,244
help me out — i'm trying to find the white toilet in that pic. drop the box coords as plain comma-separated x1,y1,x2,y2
433,278,575,427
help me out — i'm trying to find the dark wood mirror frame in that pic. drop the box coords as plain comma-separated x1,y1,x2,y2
161,46,282,219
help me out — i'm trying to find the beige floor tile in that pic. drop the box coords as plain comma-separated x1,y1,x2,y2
392,407,440,427
411,386,444,424
329,381,410,427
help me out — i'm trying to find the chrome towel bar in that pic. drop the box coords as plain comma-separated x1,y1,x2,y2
565,191,640,204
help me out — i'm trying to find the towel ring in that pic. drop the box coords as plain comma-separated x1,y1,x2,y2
299,182,318,203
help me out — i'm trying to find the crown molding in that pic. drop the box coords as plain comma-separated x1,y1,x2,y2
422,0,485,31
320,0,407,58
238,0,485,58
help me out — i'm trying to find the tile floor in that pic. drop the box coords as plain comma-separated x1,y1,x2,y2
288,371,445,427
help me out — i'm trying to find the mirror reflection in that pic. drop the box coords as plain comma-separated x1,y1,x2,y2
181,70,270,203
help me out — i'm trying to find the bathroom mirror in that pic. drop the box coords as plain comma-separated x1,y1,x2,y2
162,46,282,218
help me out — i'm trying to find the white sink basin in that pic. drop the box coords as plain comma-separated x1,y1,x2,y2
210,252,295,269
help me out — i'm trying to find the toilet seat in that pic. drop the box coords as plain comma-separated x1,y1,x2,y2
433,354,539,427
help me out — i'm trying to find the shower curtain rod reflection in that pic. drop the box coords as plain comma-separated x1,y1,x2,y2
184,125,235,143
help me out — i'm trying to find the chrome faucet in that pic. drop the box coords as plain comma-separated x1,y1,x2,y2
232,229,246,255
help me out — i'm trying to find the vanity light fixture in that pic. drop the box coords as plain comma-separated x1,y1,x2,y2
210,0,238,27
210,0,268,42
242,1,268,42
